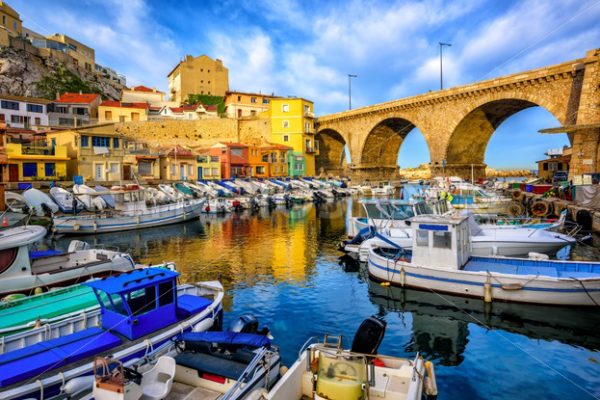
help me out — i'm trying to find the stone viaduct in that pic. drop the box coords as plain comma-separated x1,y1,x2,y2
315,49,600,180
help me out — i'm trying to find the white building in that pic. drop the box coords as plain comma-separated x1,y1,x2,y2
0,94,50,129
157,103,218,120
121,85,164,105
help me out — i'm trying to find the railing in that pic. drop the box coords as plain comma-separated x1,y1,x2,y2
305,147,316,154
22,146,55,156
304,111,315,118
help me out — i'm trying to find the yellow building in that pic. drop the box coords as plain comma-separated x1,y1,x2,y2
47,123,125,182
167,55,229,103
196,152,221,180
123,140,160,181
99,101,149,123
5,135,69,181
46,33,95,72
269,98,315,176
224,91,278,118
0,1,21,43
121,85,165,106
159,145,198,181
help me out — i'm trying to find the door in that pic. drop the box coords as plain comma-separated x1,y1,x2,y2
180,164,186,181
8,164,18,182
95,164,104,181
123,165,132,180
197,167,202,180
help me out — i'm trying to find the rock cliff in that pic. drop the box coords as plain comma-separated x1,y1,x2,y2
0,46,122,99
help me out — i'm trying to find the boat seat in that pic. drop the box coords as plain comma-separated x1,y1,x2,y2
175,352,248,380
177,295,212,319
0,327,121,387
463,260,558,277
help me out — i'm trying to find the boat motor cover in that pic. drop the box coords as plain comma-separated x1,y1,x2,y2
181,331,271,349
351,316,387,355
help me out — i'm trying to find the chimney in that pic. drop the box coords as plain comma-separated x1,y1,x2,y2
79,90,82,95
55,91,60,100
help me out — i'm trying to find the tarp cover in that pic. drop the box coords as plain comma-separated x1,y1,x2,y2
181,331,270,348
29,249,64,259
574,185,600,208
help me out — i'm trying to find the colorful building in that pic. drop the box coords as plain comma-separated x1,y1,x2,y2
167,55,229,103
248,145,269,178
0,1,22,46
47,92,101,127
123,140,160,181
537,147,572,181
261,143,292,177
121,85,165,105
269,97,315,176
159,145,197,181
196,152,221,180
158,103,218,120
99,101,149,123
0,94,50,129
47,123,125,182
0,122,7,182
5,129,69,181
210,142,250,179
224,91,278,118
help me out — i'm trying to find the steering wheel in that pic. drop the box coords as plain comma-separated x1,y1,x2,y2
332,361,358,378
123,366,143,384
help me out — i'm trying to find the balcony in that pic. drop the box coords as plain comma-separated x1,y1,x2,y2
304,111,315,118
305,147,316,154
304,128,314,134
22,146,56,156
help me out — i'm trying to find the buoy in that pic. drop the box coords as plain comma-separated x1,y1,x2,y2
1,215,8,227
484,279,492,303
380,282,390,287
400,268,406,287
34,287,43,295
192,317,214,332
279,365,288,375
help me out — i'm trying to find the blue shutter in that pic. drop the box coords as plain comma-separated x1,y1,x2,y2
23,163,37,177
81,136,89,147
44,163,56,177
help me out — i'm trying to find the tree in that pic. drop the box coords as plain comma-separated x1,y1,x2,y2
35,66,101,99
186,94,225,115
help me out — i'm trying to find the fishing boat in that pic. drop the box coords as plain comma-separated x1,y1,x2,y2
49,187,86,213
367,214,600,306
94,186,116,208
260,316,437,400
78,314,279,400
0,262,176,338
52,188,205,234
22,188,59,216
0,267,224,399
0,225,138,296
159,184,187,201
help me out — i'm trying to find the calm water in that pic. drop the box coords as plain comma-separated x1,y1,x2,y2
48,199,600,400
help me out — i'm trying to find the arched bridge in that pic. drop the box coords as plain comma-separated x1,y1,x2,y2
315,49,600,180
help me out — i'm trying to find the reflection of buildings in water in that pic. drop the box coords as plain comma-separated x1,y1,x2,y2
367,277,600,363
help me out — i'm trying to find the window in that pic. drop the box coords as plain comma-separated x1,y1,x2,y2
0,114,4,121
34,117,41,125
23,162,37,177
96,291,127,315
119,115,126,122
305,139,311,150
262,154,269,162
27,104,44,113
104,110,112,120
416,230,429,247
250,110,256,116
113,138,119,148
304,105,310,113
256,166,265,174
81,135,89,147
56,106,68,114
158,282,174,307
237,95,241,101
548,162,558,171
59,117,74,125
12,21,16,30
211,168,218,176
283,135,289,142
138,161,152,176
73,107,86,115
2,16,5,25
11,115,28,124
262,98,270,104
187,164,192,175
250,97,256,103
109,163,119,173
92,136,110,147
1,100,19,110
171,164,177,175
126,287,156,316
282,104,289,112
282,120,289,128
44,163,56,177
433,231,452,249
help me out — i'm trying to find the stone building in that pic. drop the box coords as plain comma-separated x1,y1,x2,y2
45,33,95,72
121,85,165,105
224,91,278,118
99,101,149,123
167,55,229,103
0,1,21,46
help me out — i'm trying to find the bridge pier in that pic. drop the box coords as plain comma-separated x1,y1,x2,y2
349,165,399,182
430,163,487,180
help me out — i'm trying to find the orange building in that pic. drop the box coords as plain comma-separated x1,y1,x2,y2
210,142,250,179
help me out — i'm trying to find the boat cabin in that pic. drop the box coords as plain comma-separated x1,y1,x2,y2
85,268,180,340
361,199,450,221
410,215,470,269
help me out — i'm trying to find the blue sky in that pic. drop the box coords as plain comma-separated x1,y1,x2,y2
13,0,600,169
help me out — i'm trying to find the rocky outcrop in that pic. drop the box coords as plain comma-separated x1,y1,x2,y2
0,46,123,99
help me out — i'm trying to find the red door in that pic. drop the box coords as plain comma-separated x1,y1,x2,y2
8,164,18,182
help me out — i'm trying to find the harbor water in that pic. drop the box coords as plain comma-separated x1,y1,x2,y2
49,199,600,400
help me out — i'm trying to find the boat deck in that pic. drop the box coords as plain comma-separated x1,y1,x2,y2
463,257,600,279
167,382,221,400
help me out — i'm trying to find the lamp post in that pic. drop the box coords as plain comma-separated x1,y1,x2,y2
439,42,451,90
348,74,357,110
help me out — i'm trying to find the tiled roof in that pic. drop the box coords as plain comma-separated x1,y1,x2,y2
130,85,163,93
100,101,149,109
204,104,217,111
0,93,51,104
164,145,194,158
56,92,100,104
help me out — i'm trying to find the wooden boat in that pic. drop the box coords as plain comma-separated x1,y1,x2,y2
367,214,600,306
76,314,280,400
260,316,437,400
0,268,224,399
0,225,138,295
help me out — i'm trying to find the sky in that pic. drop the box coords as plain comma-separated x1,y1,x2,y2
12,0,600,169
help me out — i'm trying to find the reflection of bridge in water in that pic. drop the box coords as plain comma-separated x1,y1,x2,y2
366,276,600,366
316,49,600,180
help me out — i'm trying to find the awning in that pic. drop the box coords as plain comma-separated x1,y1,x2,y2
93,146,110,155
539,123,600,134
136,155,158,160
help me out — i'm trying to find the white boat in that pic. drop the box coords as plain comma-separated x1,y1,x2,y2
49,187,85,213
52,189,206,234
94,185,116,208
203,198,232,213
0,268,224,399
370,182,395,196
367,214,600,306
4,191,28,213
74,184,107,211
22,188,59,216
0,224,137,295
260,316,437,400
159,184,187,201
81,314,279,400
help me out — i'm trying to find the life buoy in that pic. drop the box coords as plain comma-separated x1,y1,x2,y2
530,200,550,217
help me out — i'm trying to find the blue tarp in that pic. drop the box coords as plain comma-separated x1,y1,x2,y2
181,331,271,348
29,249,63,259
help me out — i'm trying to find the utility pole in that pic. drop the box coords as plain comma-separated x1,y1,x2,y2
348,74,357,110
439,42,451,90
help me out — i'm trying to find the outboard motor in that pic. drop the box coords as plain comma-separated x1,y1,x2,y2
229,314,259,334
576,209,592,232
332,188,339,198
351,316,386,355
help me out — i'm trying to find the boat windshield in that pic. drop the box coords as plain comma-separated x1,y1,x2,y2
363,203,415,220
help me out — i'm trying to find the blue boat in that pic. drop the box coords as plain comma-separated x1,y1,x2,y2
0,268,224,399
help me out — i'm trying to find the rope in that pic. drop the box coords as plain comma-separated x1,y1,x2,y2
571,277,600,307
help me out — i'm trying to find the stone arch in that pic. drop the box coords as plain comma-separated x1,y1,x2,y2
445,97,564,166
315,128,347,176
360,117,431,166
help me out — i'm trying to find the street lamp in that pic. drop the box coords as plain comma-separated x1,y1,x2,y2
439,42,451,90
348,74,357,110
